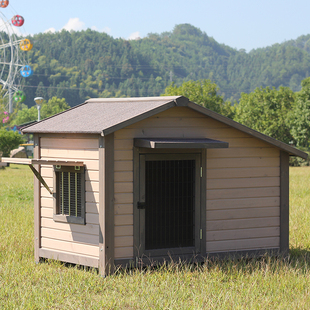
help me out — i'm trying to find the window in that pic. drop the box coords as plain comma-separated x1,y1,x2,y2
53,165,85,224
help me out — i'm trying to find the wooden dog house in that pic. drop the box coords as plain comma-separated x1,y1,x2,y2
3,96,307,276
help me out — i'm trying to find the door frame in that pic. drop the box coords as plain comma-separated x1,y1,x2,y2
133,147,206,262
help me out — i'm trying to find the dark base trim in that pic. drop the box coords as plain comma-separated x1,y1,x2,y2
114,248,282,268
39,248,99,268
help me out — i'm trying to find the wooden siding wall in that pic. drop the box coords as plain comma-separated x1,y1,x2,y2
114,107,280,260
39,136,100,262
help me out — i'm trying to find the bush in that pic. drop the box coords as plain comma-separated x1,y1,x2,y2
0,128,24,157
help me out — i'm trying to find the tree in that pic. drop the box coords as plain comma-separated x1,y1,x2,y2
234,86,295,144
12,97,70,125
162,79,234,118
0,129,24,157
290,77,310,147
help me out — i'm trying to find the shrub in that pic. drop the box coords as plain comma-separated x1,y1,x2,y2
0,128,24,157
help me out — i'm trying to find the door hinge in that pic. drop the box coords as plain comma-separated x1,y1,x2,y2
200,229,203,240
200,167,203,178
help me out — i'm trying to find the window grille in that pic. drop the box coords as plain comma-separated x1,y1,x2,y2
53,165,85,224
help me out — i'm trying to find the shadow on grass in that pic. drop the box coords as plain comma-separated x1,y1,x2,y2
38,247,310,277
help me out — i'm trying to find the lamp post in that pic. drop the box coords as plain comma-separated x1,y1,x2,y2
34,97,44,121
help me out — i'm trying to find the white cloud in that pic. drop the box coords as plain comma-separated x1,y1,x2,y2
44,27,56,34
128,31,140,40
43,18,112,35
62,18,85,31
102,27,111,34
91,25,111,34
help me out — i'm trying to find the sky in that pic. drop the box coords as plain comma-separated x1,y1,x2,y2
1,0,310,52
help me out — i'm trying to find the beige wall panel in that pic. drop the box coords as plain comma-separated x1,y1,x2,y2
207,157,279,169
41,167,53,178
86,213,99,225
41,197,53,208
41,200,99,214
207,177,280,190
116,128,241,140
207,197,280,210
207,167,280,180
41,187,53,198
114,139,133,150
115,247,133,259
207,207,280,221
41,207,99,224
208,147,278,159
207,227,280,242
41,218,99,235
114,161,133,172
223,137,271,148
115,204,133,215
41,207,53,218
207,187,280,200
125,116,225,129
207,217,280,231
42,176,53,188
115,236,133,248
41,227,99,245
115,182,133,193
85,170,99,182
115,171,133,182
40,137,99,149
114,150,133,161
138,106,207,119
40,148,99,160
41,237,99,257
86,202,99,214
85,192,99,203
41,200,98,214
115,214,133,226
115,225,133,237
114,193,133,204
85,180,99,192
207,237,280,252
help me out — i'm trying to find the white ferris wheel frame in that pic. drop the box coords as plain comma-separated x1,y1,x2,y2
0,10,26,113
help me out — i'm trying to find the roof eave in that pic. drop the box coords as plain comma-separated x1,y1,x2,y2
186,101,308,159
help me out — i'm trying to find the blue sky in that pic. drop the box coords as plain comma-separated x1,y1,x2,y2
3,0,310,52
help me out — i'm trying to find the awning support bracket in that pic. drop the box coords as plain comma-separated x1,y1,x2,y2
28,164,53,195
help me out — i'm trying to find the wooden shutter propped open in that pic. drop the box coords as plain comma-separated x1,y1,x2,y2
1,157,84,195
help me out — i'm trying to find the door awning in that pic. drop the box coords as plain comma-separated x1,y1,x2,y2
134,138,229,149
1,157,84,195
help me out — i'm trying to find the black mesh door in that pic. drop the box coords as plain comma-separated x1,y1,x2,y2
145,160,195,250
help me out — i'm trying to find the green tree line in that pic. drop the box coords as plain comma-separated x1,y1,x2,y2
6,23,310,109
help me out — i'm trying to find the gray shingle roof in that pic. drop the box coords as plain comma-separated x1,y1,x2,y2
22,95,307,159
22,96,180,135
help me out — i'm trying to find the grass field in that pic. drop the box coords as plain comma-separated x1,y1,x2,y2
1,165,310,309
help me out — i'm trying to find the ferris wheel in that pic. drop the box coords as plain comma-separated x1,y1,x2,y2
0,1,33,113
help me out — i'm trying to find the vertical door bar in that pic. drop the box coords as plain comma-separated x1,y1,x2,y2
139,154,146,254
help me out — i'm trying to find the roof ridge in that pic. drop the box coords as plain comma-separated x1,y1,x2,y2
86,96,182,103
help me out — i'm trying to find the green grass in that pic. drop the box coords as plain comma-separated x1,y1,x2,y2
1,165,310,309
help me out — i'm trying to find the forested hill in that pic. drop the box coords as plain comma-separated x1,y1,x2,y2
20,24,310,108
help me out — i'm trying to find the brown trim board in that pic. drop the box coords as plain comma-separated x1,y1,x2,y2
104,133,115,275
280,151,289,254
99,136,105,276
39,249,98,268
33,134,41,263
